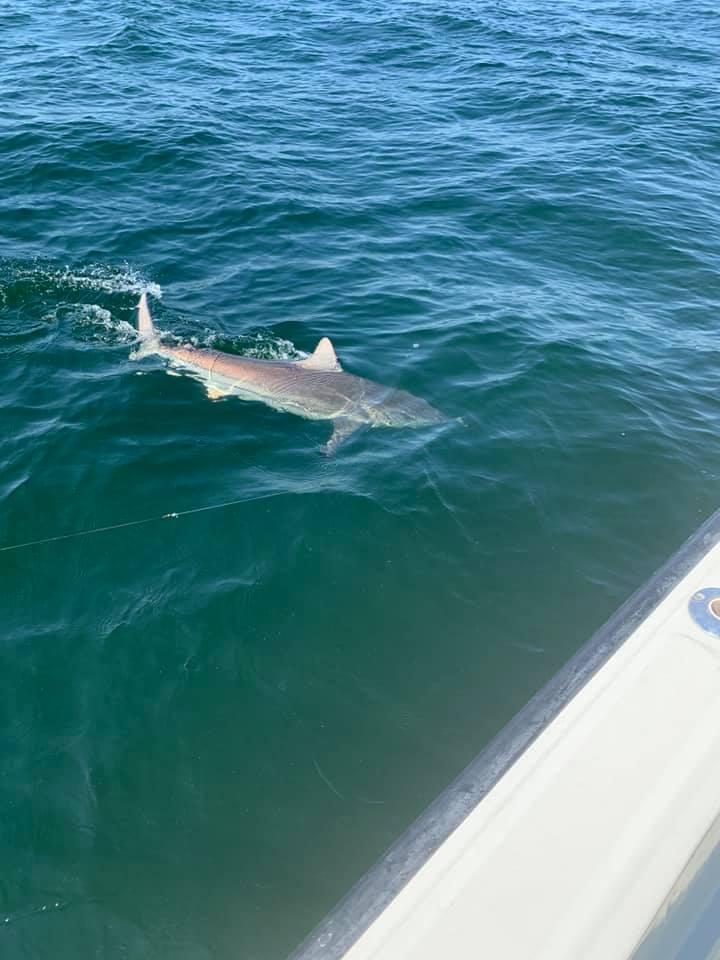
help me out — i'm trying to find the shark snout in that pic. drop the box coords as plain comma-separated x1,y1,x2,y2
375,389,447,428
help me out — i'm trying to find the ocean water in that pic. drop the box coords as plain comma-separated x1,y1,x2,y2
2,2,719,957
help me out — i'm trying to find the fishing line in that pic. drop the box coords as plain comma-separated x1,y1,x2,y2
0,491,282,554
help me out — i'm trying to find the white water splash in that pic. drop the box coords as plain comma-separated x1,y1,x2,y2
224,332,306,362
14,261,162,299
151,327,307,362
205,330,306,361
71,304,138,344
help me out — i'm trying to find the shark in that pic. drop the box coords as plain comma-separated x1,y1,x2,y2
132,293,446,452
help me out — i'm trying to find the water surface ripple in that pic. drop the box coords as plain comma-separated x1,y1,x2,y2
2,2,720,957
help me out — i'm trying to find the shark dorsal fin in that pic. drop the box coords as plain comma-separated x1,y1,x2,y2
297,337,342,372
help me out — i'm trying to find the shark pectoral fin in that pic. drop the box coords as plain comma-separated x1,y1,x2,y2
297,337,342,372
205,383,231,400
321,418,360,455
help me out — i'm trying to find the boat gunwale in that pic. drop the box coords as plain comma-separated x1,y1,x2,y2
288,507,720,960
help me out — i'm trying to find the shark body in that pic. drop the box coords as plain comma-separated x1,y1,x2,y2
133,293,445,452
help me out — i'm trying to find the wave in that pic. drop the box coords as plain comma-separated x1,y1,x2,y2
0,259,162,300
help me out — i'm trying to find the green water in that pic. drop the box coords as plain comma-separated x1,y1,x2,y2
2,2,720,957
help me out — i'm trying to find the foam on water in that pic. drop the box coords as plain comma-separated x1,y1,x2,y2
203,329,306,361
132,326,307,361
0,259,162,301
0,258,166,348
70,303,138,344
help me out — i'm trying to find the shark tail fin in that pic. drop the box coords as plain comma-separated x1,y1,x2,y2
137,291,155,339
130,291,161,360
